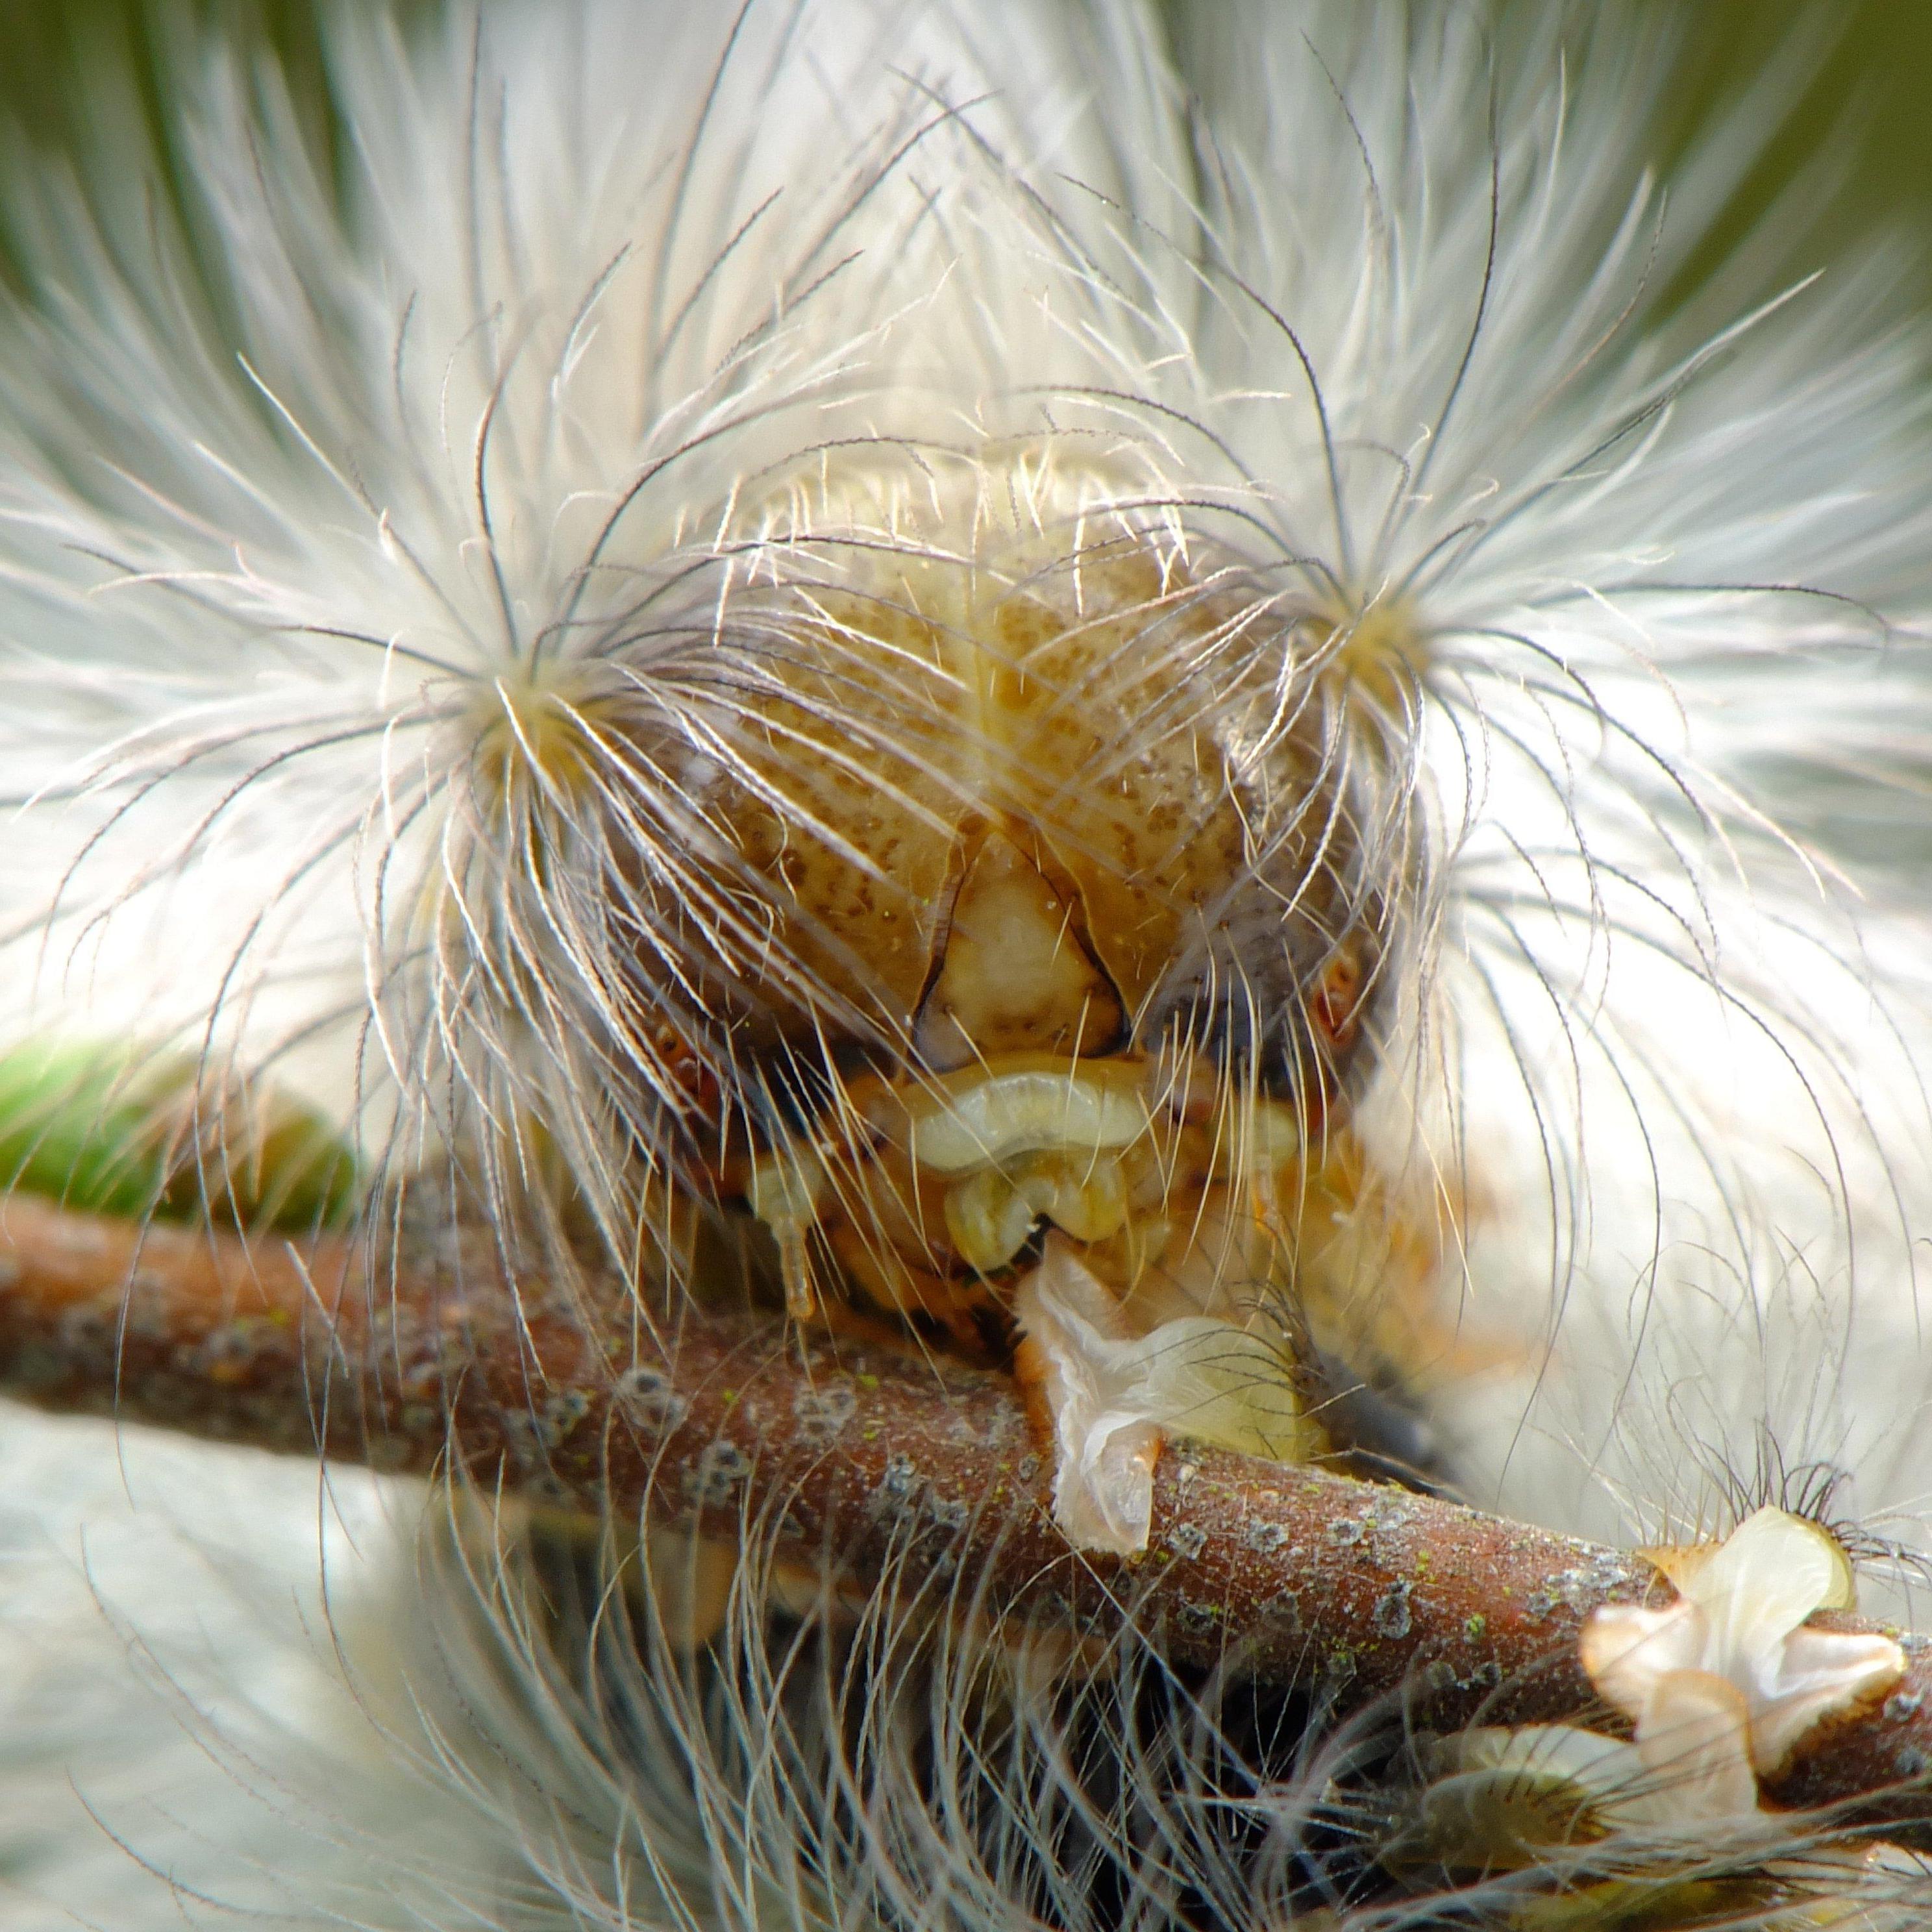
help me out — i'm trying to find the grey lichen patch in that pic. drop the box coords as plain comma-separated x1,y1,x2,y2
541,1391,590,1443
56,1292,129,1351
1243,1519,1291,1555
1885,1689,1927,1724
1016,1454,1041,1484
791,1376,858,1442
1364,1495,1420,1535
925,1491,971,1532
499,1410,549,1469
1895,1746,1931,1781
1256,1588,1303,1635
51,1290,121,1352
182,1322,271,1378
502,1389,593,1464
868,1452,924,1520
613,1365,689,1430
432,1330,478,1378
1166,1521,1208,1561
115,1290,177,1352
683,1439,753,1505
1370,1578,1414,1640
1176,1600,1221,1636
1525,1552,1633,1622
1424,1656,1505,1697
976,1406,1029,1449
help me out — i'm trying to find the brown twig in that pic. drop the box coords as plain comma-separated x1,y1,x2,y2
0,1192,1925,1819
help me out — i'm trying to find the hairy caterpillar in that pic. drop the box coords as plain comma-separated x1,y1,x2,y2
5,2,1932,1926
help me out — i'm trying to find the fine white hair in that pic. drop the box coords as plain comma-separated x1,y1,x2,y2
3,2,1932,1926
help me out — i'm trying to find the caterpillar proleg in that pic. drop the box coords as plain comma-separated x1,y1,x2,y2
4,3,1932,1926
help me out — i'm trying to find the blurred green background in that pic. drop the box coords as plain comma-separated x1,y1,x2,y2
0,1,1923,297
1643,1,1932,303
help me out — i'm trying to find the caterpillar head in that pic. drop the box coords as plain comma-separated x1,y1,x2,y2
436,438,1441,1524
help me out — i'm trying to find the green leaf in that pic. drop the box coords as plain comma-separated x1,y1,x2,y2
0,1039,357,1230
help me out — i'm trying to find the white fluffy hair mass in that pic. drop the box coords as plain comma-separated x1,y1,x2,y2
4,1,1932,1927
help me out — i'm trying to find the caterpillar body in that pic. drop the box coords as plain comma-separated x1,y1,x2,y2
3,3,1932,1926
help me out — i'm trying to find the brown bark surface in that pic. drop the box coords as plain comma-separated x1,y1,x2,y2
0,1193,1924,1819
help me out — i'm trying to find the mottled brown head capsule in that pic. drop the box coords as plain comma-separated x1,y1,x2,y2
625,446,1394,1095
488,442,1442,1514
